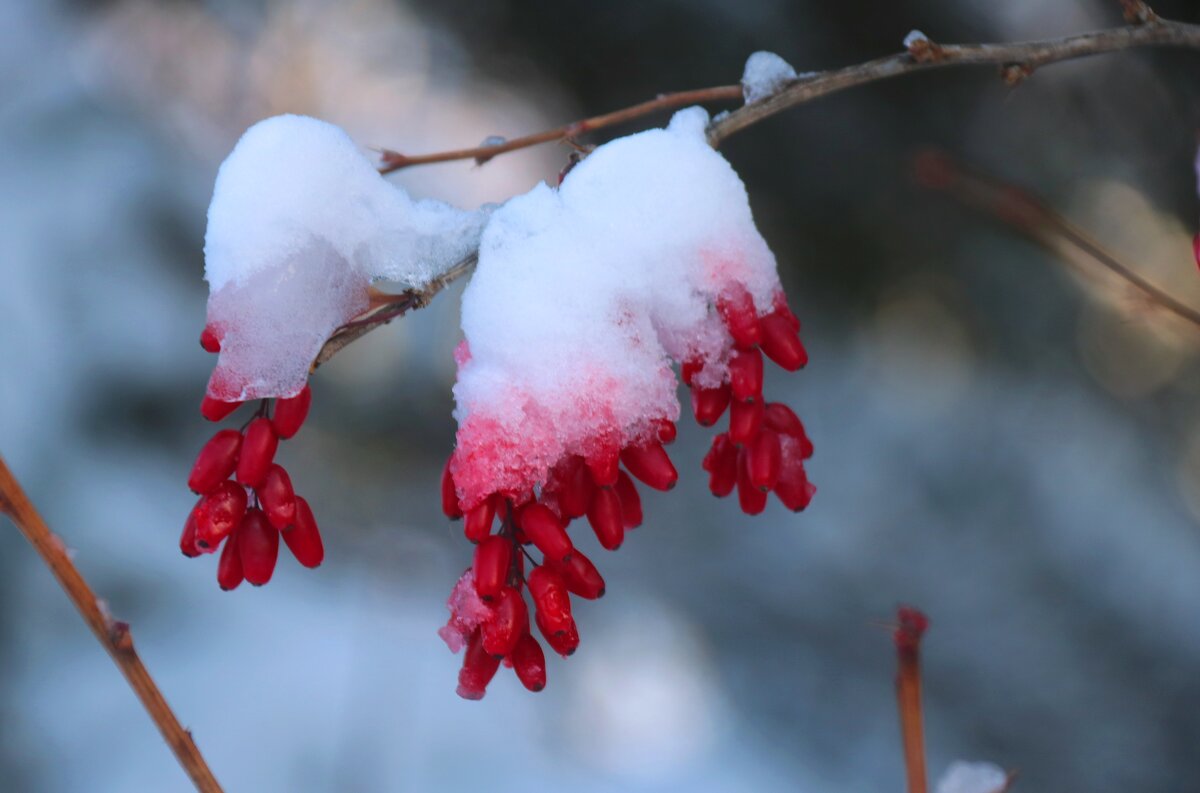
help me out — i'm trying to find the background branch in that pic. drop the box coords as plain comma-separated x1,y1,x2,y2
0,455,224,793
324,12,1200,380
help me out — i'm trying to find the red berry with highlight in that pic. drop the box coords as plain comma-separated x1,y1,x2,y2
587,486,625,551
737,450,768,515
552,551,606,600
747,429,782,491
238,507,279,586
188,429,242,495
194,481,248,551
272,384,312,439
691,384,731,427
527,565,573,631
619,441,678,491
180,502,202,558
464,496,496,543
516,502,573,562
457,629,502,700
614,470,643,529
199,325,221,353
482,586,527,657
702,433,738,497
557,456,594,519
729,397,764,446
472,535,512,601
217,530,244,591
200,395,241,422
257,464,297,530
441,459,463,520
511,632,547,692
760,314,807,371
283,495,324,567
729,347,764,402
718,285,762,347
236,418,278,488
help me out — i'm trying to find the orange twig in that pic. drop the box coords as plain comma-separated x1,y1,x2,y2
894,606,930,793
0,454,223,793
378,86,744,173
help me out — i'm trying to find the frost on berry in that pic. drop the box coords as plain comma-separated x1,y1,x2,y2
439,109,815,698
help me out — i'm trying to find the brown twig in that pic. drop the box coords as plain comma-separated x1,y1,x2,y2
325,10,1200,365
894,606,930,793
0,455,223,793
913,149,1200,332
378,86,744,173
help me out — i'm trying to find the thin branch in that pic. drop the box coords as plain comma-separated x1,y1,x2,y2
913,149,1200,332
894,607,930,793
378,86,743,173
323,11,1200,366
707,16,1200,146
0,455,223,793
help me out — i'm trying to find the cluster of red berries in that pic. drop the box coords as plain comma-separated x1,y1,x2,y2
693,286,815,514
181,326,324,589
439,287,813,699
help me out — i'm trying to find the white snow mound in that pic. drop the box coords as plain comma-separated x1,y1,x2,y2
203,114,487,400
450,109,784,508
742,51,797,104
935,761,1008,793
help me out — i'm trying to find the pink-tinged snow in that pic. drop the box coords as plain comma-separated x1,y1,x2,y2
450,109,783,509
203,114,487,400
438,569,493,653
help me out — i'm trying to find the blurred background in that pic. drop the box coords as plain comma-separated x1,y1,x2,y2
3,0,1200,790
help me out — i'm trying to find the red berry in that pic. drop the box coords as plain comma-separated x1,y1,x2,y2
771,292,801,332
701,433,738,497
747,429,782,491
763,402,813,457
619,441,677,491
257,464,297,530
282,495,324,567
729,348,764,402
457,628,502,700
473,535,512,601
717,284,762,347
510,632,547,692
728,398,764,446
188,429,242,494
557,456,594,519
441,459,463,520
537,613,580,657
586,445,620,487
272,384,311,439
199,325,221,353
180,501,202,558
194,481,248,551
681,357,703,387
587,486,625,551
482,586,528,657
238,507,279,586
736,449,768,515
527,565,573,631
760,314,807,371
655,419,677,444
464,496,497,543
774,460,815,512
217,529,244,591
551,551,606,599
516,502,573,563
614,470,643,529
200,395,241,422
691,384,731,427
236,418,278,488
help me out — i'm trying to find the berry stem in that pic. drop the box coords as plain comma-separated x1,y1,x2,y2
0,453,224,793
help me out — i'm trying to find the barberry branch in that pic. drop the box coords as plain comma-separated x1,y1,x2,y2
322,9,1200,367
0,454,224,793
894,607,930,793
914,149,1200,332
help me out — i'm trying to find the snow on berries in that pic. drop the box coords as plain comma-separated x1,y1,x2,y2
203,114,487,402
440,109,814,698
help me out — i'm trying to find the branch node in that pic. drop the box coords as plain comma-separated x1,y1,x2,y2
999,62,1034,86
905,31,945,64
1120,0,1159,24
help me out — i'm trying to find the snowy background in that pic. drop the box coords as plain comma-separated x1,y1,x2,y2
3,0,1200,791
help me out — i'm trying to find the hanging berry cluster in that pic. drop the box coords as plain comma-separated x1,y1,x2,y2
439,282,814,699
181,325,324,588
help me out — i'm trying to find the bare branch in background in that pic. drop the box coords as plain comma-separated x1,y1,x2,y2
914,149,1200,332
0,455,224,793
